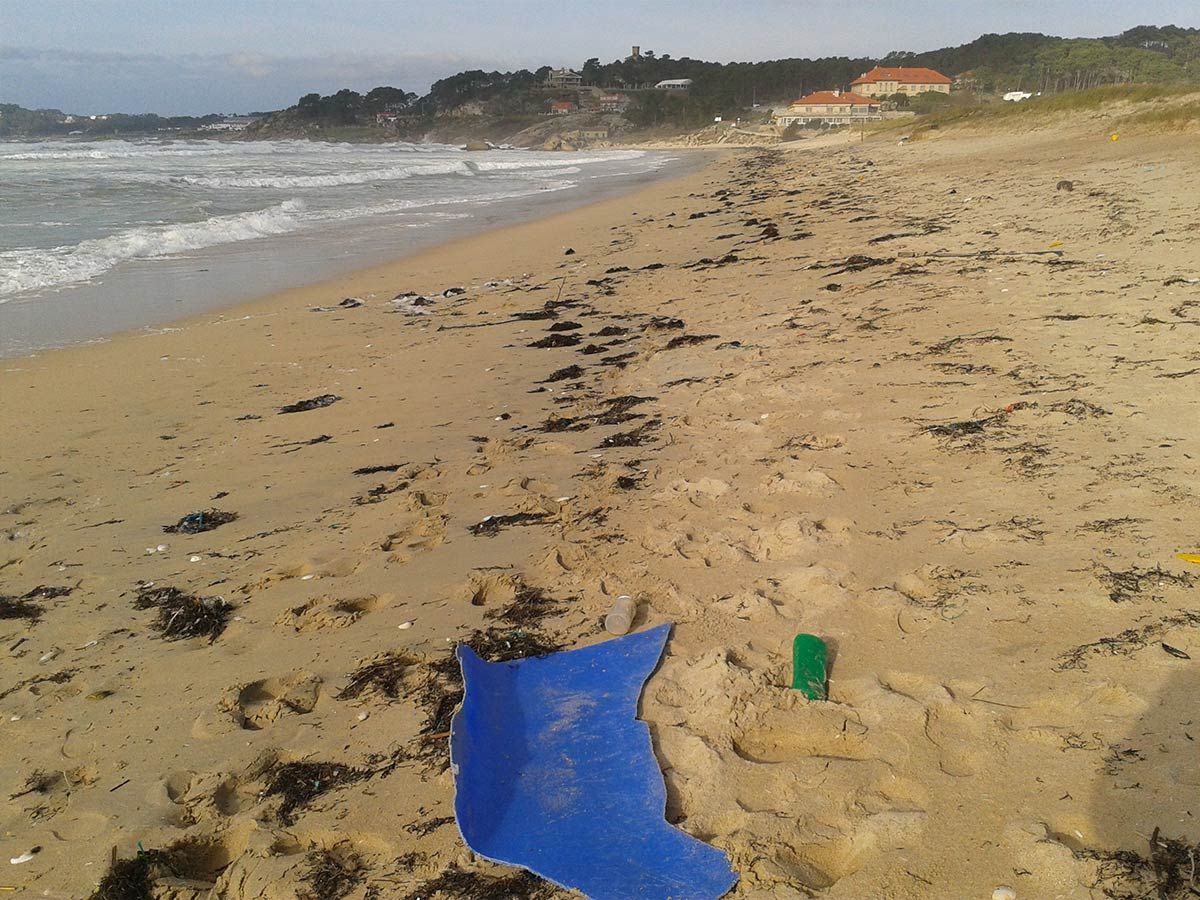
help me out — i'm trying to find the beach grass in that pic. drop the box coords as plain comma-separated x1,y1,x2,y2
872,83,1200,139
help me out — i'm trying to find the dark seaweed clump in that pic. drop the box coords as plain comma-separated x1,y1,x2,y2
162,508,238,534
264,761,369,825
1079,828,1200,900
529,333,582,349
302,847,363,900
1,586,71,623
89,850,175,900
468,512,551,536
541,365,585,383
279,394,341,414
665,333,719,350
337,652,417,701
133,584,232,642
400,866,560,900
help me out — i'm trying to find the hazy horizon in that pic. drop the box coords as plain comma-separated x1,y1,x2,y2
3,0,1198,116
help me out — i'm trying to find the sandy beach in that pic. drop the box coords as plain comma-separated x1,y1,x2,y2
3,120,1200,900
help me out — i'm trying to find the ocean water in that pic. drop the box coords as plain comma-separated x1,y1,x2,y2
0,138,675,355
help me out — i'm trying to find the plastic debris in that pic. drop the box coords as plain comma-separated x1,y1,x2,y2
163,509,237,534
451,624,738,899
9,848,40,865
604,595,637,636
791,634,828,700
1178,553,1200,566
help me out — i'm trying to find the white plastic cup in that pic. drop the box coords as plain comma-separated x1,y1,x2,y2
604,595,637,635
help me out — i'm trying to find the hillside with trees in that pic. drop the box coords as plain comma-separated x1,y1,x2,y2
4,25,1197,141
243,24,1199,142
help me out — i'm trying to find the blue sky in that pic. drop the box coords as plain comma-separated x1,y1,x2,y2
2,0,1197,114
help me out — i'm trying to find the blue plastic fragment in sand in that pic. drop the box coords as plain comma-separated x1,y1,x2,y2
450,623,738,899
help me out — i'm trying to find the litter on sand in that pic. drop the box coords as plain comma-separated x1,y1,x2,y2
450,624,738,900
1177,553,1200,566
791,633,828,700
162,508,237,534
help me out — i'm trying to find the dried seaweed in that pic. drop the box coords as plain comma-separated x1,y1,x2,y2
1095,564,1196,603
338,652,418,701
133,584,231,642
599,420,661,448
0,585,71,623
814,255,894,276
547,321,582,332
0,669,76,702
353,464,403,476
400,866,560,900
162,508,238,534
280,394,341,414
486,582,561,627
924,414,1005,439
264,761,369,825
665,333,718,350
594,395,655,426
302,847,363,900
643,316,684,330
1078,828,1200,900
1050,399,1111,418
529,333,581,349
88,851,176,900
468,512,551,536
539,415,589,433
404,815,455,836
1056,611,1200,671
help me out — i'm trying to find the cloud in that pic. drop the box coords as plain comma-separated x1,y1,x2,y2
0,45,518,115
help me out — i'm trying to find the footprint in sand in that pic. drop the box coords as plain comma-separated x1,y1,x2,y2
380,514,447,563
275,594,388,632
222,671,322,730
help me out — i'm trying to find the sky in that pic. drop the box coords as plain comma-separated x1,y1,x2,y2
1,0,1197,115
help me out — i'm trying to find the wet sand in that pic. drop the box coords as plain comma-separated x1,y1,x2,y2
2,123,1199,899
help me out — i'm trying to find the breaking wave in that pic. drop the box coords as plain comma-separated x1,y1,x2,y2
0,201,307,297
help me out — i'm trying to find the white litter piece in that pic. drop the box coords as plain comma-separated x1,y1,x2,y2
10,848,40,865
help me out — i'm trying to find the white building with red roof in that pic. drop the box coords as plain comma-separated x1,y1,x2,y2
774,90,881,126
850,66,951,97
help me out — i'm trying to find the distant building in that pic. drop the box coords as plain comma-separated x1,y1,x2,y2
654,79,693,91
549,100,577,116
850,67,951,97
546,68,583,89
598,93,630,113
376,111,400,125
630,46,641,61
774,90,881,126
200,115,259,132
1003,91,1034,102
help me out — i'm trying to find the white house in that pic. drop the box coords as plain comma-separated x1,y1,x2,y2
654,79,693,91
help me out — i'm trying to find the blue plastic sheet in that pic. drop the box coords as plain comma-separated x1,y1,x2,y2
450,623,738,899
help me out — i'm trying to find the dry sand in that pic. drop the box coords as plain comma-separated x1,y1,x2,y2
2,123,1199,900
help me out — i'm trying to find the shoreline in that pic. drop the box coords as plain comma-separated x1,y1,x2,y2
3,125,1199,899
0,147,713,359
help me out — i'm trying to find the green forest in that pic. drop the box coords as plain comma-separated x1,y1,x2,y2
272,25,1200,132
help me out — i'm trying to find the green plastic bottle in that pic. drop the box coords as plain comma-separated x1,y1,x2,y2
791,634,828,700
